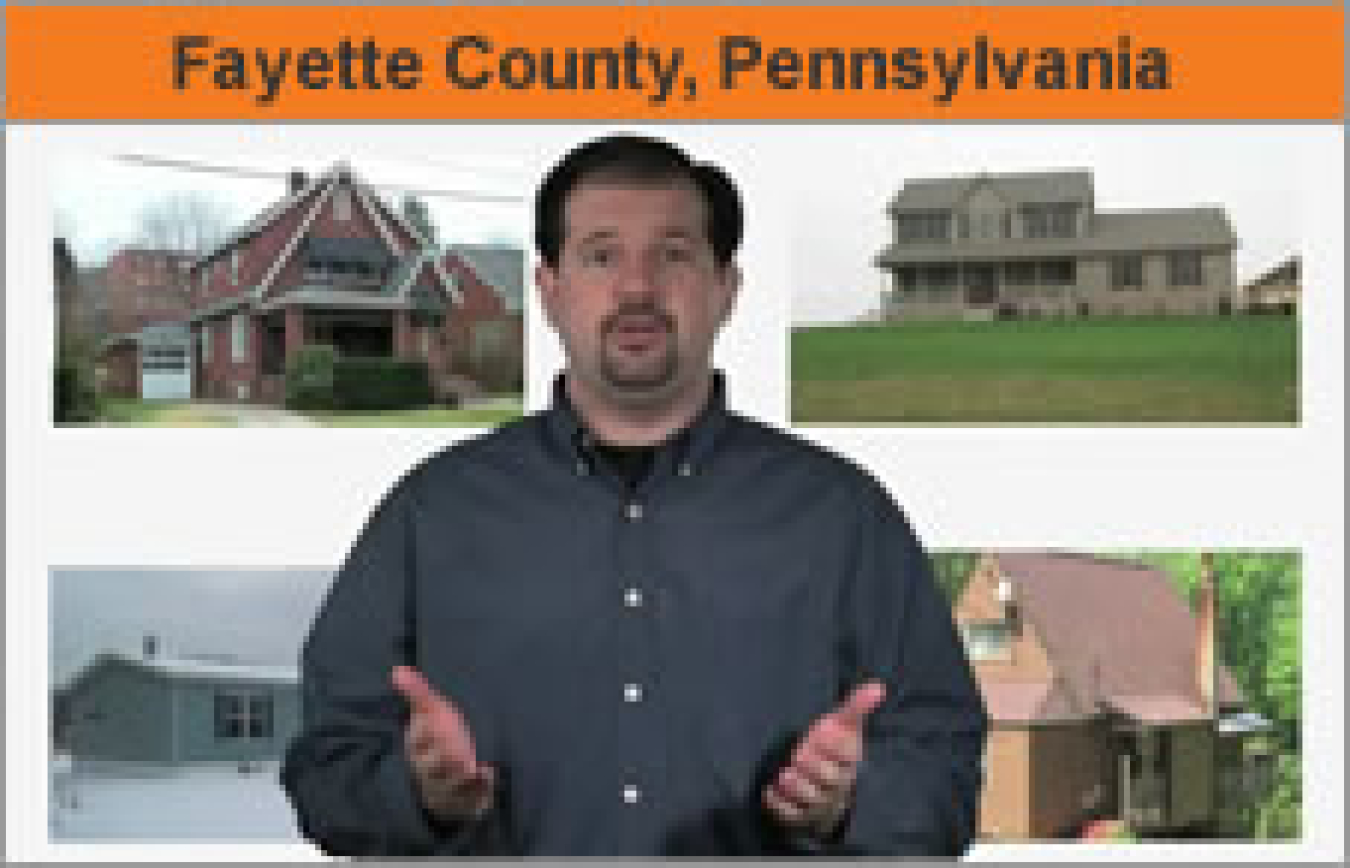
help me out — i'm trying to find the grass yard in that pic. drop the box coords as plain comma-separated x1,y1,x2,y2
95,399,237,427
791,316,1299,425
311,398,523,428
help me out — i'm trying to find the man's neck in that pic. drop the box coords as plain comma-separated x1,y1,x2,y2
565,370,713,447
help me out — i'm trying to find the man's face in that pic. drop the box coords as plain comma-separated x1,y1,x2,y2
538,180,738,405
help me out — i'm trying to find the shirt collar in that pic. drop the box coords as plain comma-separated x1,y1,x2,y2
544,371,731,479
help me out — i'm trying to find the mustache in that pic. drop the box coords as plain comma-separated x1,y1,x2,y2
601,303,675,337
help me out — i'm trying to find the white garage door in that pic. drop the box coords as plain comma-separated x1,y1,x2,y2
141,344,192,401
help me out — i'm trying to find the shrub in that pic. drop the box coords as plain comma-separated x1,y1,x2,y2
333,357,432,411
285,344,337,411
54,358,99,424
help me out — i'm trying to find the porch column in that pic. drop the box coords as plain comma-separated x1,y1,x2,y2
394,309,415,359
284,306,306,360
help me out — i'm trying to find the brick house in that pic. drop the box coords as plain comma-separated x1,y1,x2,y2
187,163,519,405
94,248,195,398
876,170,1239,320
954,552,1268,840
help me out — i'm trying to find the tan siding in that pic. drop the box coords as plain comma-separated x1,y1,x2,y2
979,728,1032,840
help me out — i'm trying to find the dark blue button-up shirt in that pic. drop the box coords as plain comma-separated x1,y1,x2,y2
281,375,987,857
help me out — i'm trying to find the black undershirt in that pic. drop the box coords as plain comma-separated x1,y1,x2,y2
591,441,659,491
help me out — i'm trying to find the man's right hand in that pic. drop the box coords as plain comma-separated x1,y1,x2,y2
392,665,496,823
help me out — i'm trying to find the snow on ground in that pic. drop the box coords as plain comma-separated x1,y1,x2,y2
50,761,303,841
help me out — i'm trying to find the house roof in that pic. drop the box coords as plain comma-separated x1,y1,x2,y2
876,206,1236,266
447,244,525,313
888,170,1095,213
62,651,299,695
984,552,1244,725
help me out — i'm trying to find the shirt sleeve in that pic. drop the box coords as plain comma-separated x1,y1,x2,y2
827,477,989,857
279,469,501,857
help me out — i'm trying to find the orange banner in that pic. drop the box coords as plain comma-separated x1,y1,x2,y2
6,5,1343,120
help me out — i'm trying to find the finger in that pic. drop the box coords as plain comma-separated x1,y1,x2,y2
790,747,852,792
799,720,863,766
773,768,823,810
764,786,807,825
833,680,887,730
392,665,437,713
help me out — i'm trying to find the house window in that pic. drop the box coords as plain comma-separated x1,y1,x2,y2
1111,255,1145,290
894,267,919,295
1040,259,1076,286
920,264,958,300
214,693,244,739
1005,261,1038,286
214,692,274,740
230,249,240,286
248,695,274,738
199,268,209,293
231,314,250,362
895,211,951,244
200,324,212,364
1022,203,1079,239
1167,251,1203,287
960,621,1011,661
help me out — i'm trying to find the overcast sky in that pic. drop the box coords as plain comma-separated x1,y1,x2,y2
53,151,530,268
50,568,335,687
788,125,1308,324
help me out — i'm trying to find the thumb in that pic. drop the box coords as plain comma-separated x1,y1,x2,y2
392,665,438,713
834,680,887,730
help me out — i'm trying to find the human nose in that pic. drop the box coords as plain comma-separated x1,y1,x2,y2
613,251,667,298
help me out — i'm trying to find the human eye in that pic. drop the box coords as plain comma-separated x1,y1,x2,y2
659,242,695,264
580,245,617,269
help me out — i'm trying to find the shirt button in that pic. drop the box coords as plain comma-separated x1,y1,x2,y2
626,502,644,521
623,683,644,703
678,462,693,477
575,460,589,476
624,587,645,609
622,783,642,804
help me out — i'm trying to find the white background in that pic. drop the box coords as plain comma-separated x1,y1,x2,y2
6,123,1344,862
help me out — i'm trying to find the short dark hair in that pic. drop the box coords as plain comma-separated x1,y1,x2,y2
534,134,744,269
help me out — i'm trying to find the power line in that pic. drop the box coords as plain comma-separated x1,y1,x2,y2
114,153,526,204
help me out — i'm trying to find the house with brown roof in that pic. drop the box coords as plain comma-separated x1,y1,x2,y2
954,552,1267,839
186,163,519,405
876,170,1239,320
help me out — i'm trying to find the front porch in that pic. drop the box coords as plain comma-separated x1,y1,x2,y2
252,300,445,405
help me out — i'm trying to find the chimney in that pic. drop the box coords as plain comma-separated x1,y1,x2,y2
287,170,308,195
1195,553,1217,717
143,634,159,659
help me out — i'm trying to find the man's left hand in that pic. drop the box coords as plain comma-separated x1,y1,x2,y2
762,681,887,839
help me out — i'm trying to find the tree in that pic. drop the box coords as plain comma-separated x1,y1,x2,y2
136,192,230,256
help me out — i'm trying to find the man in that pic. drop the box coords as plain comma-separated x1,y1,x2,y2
281,134,987,857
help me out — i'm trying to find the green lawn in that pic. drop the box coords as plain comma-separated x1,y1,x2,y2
95,399,237,427
791,316,1299,424
311,399,523,428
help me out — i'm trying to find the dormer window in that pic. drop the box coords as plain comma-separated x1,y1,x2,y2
333,186,353,222
303,237,392,286
961,620,1012,661
1022,202,1079,239
895,210,951,244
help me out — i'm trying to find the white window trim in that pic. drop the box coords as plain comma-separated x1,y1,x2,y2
231,314,250,363
200,324,212,364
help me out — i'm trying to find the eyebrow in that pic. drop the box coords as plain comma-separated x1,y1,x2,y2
575,228,700,246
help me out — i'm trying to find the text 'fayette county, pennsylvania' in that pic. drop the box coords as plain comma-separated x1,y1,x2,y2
171,33,1175,107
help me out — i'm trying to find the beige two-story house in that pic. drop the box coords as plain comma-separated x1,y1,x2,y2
875,170,1239,320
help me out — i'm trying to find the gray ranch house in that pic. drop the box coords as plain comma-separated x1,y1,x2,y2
875,170,1238,321
56,640,299,766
